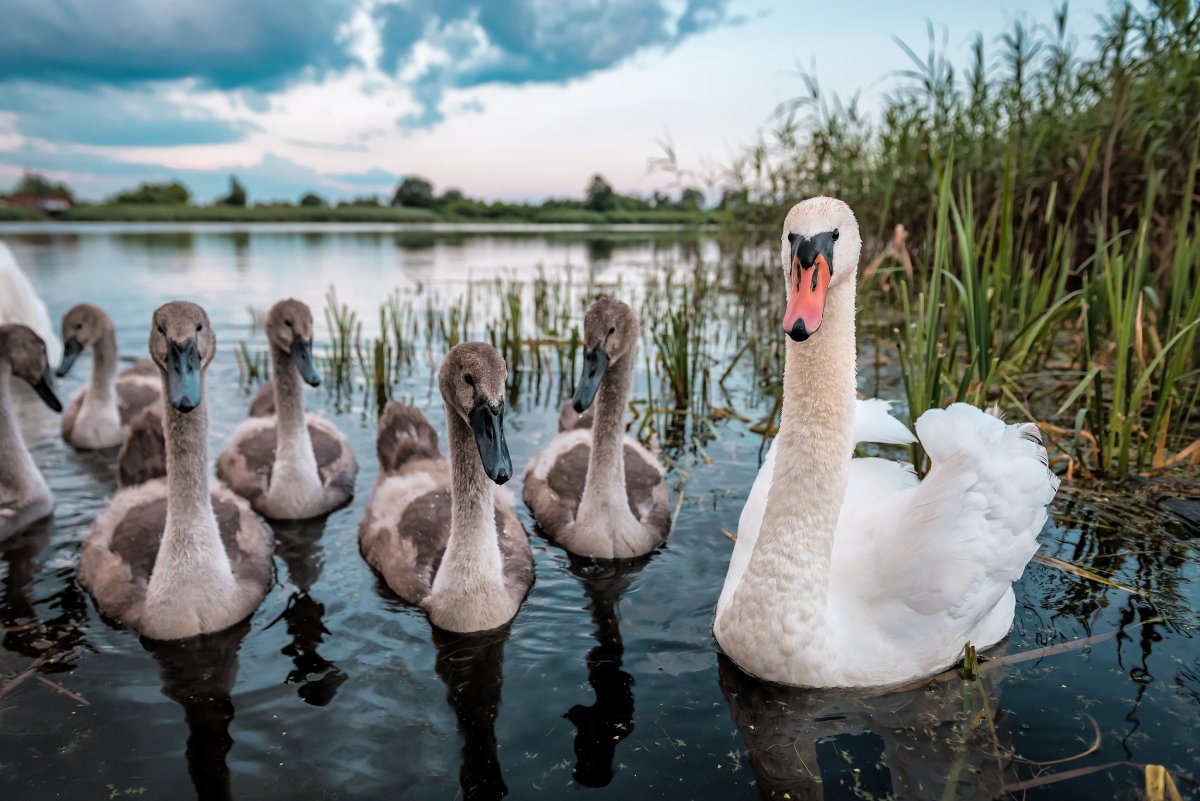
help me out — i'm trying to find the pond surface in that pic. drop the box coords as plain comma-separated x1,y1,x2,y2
1,223,1197,800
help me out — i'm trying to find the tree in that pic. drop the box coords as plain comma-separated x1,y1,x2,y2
391,176,434,207
585,174,615,212
219,175,247,207
438,188,465,204
111,180,190,205
11,172,73,202
679,186,705,211
339,194,381,207
299,192,326,207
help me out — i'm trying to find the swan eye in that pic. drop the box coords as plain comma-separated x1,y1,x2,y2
832,229,840,242
463,372,475,386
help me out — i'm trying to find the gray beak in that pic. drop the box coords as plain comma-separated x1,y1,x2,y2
166,337,202,413
291,336,320,387
57,336,83,378
31,367,62,413
469,399,513,485
572,343,608,413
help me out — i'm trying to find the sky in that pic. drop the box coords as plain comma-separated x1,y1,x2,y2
0,0,1113,204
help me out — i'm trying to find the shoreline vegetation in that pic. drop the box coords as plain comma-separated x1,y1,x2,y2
0,203,718,226
0,172,717,226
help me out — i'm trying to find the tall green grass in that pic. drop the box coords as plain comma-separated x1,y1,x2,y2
697,1,1200,477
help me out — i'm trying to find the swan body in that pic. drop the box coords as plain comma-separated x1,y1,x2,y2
713,197,1059,688
217,299,355,519
524,298,669,559
57,304,160,449
79,302,273,640
0,243,60,357
0,324,63,542
359,344,533,633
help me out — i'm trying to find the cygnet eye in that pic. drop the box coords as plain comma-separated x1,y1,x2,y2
463,372,475,386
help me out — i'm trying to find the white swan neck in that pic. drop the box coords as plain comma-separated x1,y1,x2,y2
580,349,634,515
715,278,857,675
270,345,319,485
147,374,234,598
437,407,503,590
88,326,119,402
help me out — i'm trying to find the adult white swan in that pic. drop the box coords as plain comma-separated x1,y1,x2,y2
713,197,1059,688
0,242,60,357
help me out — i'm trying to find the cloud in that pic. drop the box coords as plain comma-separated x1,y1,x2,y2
376,0,731,127
0,0,732,153
0,143,393,203
0,0,357,91
326,167,397,187
0,82,254,147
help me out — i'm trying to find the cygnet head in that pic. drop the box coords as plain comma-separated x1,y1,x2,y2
148,302,216,414
439,342,513,485
57,304,114,377
265,298,320,387
0,324,62,412
779,197,861,342
572,297,638,413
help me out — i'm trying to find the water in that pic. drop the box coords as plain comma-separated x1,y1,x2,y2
1,224,1197,800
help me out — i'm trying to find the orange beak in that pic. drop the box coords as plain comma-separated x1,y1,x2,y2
783,252,830,341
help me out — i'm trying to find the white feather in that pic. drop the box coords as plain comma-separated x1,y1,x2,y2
0,242,60,355
719,400,1058,686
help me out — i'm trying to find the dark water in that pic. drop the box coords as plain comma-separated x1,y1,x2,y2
1,224,1197,800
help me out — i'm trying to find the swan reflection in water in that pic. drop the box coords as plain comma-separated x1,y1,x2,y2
1,520,88,660
431,624,513,801
265,516,347,706
718,654,1016,800
562,554,649,788
142,620,251,801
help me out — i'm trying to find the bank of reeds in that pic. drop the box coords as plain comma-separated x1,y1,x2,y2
682,1,1200,478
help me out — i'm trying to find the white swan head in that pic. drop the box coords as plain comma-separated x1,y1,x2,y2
149,302,215,413
572,297,637,413
439,341,513,485
779,196,861,342
57,303,111,377
265,298,320,387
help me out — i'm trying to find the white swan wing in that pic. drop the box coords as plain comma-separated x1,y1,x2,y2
0,243,60,356
850,403,1057,631
852,397,916,445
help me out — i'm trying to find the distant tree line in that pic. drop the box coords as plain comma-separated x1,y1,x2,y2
2,171,712,221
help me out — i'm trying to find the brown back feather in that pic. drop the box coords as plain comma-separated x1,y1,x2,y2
376,401,442,475
108,494,247,584
117,405,166,488
248,380,275,417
